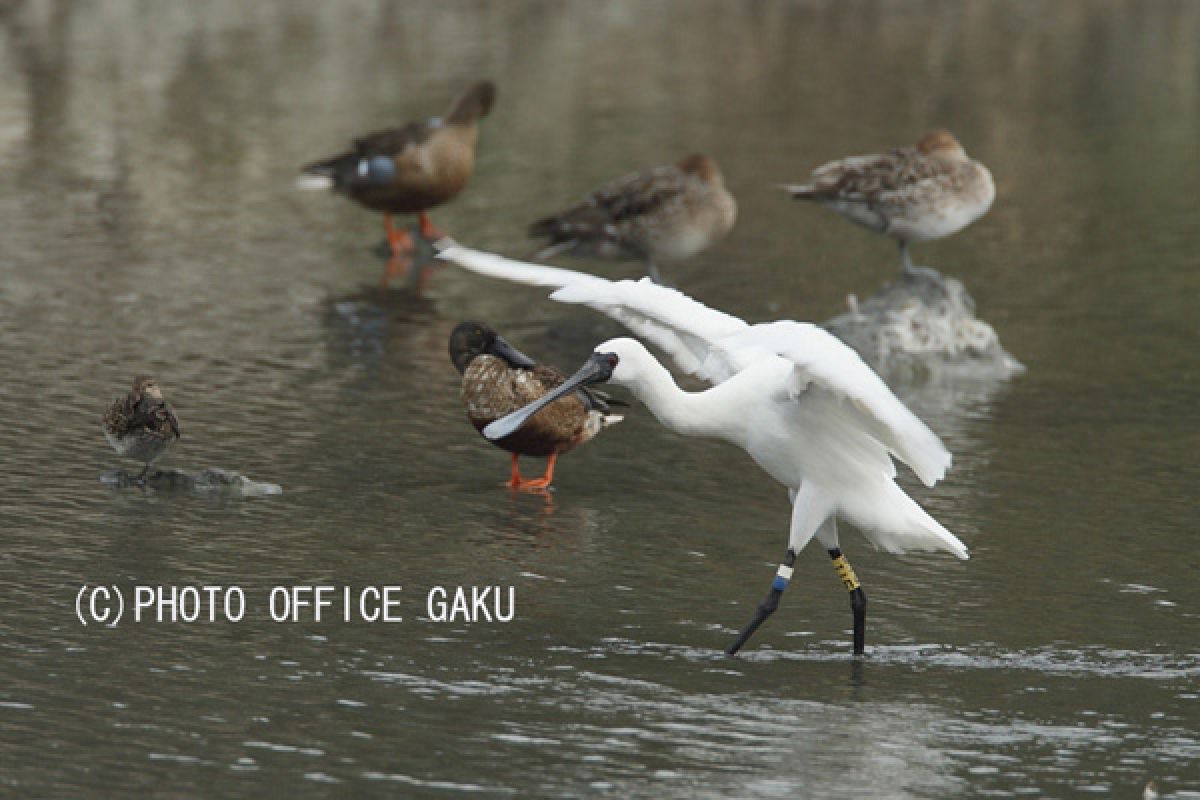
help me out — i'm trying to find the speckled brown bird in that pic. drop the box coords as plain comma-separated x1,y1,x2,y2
529,154,737,284
299,81,496,282
784,129,994,273
102,375,181,482
449,321,622,490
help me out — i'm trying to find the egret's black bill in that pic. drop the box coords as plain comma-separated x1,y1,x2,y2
483,352,617,441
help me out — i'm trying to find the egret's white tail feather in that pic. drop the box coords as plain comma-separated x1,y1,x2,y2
296,174,334,191
846,479,967,559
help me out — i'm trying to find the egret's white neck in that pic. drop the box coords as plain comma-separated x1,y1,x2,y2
617,356,733,441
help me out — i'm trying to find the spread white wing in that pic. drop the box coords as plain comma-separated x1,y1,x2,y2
438,244,749,383
720,321,952,488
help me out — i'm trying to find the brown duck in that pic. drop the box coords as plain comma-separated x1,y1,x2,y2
102,375,182,482
299,81,496,282
529,154,736,284
449,321,622,490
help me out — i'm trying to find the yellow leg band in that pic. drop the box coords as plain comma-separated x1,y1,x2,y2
831,555,861,591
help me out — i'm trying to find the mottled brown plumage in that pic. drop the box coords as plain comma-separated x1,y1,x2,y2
529,154,737,284
449,321,621,490
785,130,994,272
102,375,181,480
462,357,597,457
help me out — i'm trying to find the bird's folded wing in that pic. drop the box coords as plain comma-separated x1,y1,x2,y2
721,321,952,487
438,244,749,384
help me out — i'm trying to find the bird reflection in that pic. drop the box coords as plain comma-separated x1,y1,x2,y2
377,223,444,293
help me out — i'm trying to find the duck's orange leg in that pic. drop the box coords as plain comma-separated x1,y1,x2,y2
505,453,524,489
417,212,448,243
384,213,415,257
517,453,557,490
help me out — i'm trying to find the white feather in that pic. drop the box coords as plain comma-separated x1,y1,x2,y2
295,174,334,191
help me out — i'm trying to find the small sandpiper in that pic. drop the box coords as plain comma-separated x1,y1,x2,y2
529,154,737,285
102,375,181,483
784,129,994,273
450,322,622,491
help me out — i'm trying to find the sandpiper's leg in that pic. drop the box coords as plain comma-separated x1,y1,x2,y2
528,240,574,262
517,453,558,490
135,463,151,486
726,548,797,655
899,241,916,275
644,258,664,286
829,548,867,655
417,212,448,243
505,454,524,489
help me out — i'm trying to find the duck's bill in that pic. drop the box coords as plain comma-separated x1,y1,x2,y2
483,352,616,441
491,335,537,369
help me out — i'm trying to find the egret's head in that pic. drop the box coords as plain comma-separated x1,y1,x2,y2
593,337,654,387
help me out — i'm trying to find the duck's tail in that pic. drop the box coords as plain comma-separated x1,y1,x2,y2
296,154,349,191
295,171,335,191
583,411,624,441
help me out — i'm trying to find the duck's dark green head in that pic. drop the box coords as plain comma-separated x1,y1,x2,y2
449,321,536,374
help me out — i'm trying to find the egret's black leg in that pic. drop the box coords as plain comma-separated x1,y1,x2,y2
727,548,797,656
829,548,867,655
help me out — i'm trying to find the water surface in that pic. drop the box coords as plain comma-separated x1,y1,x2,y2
1,1,1197,797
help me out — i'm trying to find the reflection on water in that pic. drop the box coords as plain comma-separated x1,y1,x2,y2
1,0,1198,796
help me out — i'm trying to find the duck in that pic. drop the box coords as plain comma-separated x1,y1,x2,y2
528,154,736,285
299,80,496,283
449,321,622,491
102,375,182,483
784,129,994,273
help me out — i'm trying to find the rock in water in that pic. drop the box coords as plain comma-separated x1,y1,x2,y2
101,467,282,496
824,266,1024,379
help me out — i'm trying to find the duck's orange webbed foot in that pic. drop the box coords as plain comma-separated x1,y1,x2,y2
516,476,552,490
505,453,557,492
418,212,449,243
515,454,557,491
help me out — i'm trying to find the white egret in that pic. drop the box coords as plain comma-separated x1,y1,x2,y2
438,244,968,655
